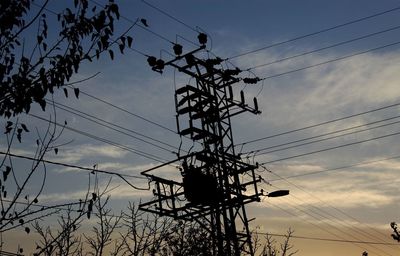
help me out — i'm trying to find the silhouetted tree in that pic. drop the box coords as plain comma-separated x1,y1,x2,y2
390,222,400,242
0,0,134,117
0,0,136,253
253,228,298,256
34,200,298,256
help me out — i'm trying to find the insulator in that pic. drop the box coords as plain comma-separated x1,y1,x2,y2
147,56,157,67
253,97,258,111
198,33,207,45
268,190,289,197
243,77,260,84
205,57,223,67
173,44,183,56
240,90,245,105
156,59,165,70
228,86,233,100
225,67,241,77
185,54,196,66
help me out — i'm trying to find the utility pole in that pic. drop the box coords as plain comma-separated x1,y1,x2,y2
139,34,262,255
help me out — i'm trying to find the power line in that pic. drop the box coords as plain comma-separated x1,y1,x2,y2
246,115,400,156
259,40,400,81
264,197,380,254
0,151,150,190
265,192,393,255
141,0,197,32
29,113,170,163
228,5,400,59
139,0,213,50
237,100,400,146
268,154,400,181
248,24,400,70
73,87,178,135
277,197,392,255
260,129,400,165
264,174,395,254
250,117,400,157
264,167,400,250
260,232,399,246
47,100,180,154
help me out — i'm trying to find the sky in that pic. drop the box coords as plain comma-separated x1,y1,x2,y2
3,0,400,255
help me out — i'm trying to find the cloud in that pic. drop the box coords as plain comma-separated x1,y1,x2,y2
50,144,129,164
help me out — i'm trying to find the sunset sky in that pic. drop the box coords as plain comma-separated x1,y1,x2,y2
4,0,400,255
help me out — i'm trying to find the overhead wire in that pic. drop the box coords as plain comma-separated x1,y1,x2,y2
245,114,400,156
262,195,381,254
264,167,400,250
263,173,395,254
141,0,197,33
247,116,400,157
228,5,400,60
261,186,393,255
259,232,399,246
237,100,400,147
257,40,400,81
30,2,177,136
26,2,398,250
259,129,400,165
29,113,170,163
0,151,150,190
268,154,400,181
46,99,181,154
247,24,400,70
70,86,178,135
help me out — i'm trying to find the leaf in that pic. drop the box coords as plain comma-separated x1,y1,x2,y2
108,49,114,60
4,127,12,134
140,18,148,27
38,99,46,111
21,123,29,132
54,148,58,155
25,227,30,234
118,44,124,54
74,87,79,98
6,121,13,128
127,36,133,47
63,88,68,98
33,198,38,203
19,219,24,225
3,166,11,181
42,42,47,51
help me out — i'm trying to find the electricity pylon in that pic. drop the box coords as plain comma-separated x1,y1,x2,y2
140,36,262,256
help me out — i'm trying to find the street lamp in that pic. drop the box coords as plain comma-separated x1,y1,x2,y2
267,190,290,198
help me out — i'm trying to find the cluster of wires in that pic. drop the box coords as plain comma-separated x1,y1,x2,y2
16,1,400,254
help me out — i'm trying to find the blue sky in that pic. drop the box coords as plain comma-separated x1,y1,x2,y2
3,0,400,255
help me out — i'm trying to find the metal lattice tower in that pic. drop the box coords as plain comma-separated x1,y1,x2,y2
140,42,262,256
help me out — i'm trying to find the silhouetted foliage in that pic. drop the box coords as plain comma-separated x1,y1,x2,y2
253,228,298,256
0,0,134,118
159,220,213,256
390,222,400,242
0,1,135,252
